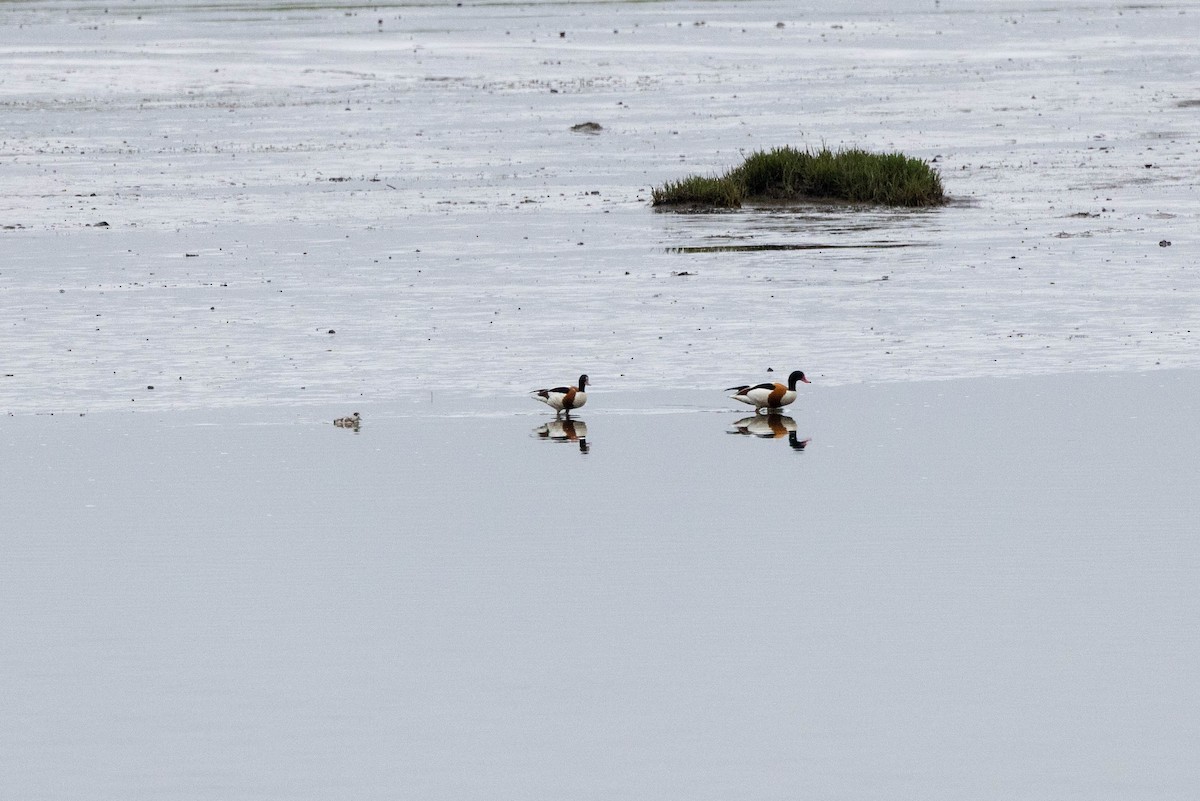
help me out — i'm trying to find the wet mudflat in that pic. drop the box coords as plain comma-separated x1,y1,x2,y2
3,372,1198,799
2,0,1199,412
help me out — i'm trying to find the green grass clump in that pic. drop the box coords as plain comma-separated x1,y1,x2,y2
652,146,945,208
651,174,743,209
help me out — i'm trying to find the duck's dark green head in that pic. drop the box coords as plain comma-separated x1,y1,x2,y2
788,370,810,389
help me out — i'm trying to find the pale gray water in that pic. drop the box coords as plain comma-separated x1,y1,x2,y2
3,372,1198,799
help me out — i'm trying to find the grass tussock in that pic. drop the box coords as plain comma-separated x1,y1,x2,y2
652,146,945,209
651,174,744,209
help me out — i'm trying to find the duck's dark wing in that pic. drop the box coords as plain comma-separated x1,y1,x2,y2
726,382,776,393
534,386,571,397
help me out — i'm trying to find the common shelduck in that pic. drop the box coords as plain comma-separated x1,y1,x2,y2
727,370,809,413
334,412,361,429
730,414,810,451
531,374,588,416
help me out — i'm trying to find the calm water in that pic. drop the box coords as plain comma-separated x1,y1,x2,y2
3,372,1198,799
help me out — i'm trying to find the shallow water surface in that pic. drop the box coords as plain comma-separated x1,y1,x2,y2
3,372,1198,799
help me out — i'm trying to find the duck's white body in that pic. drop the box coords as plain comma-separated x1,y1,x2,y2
727,370,810,413
730,385,798,411
532,374,589,416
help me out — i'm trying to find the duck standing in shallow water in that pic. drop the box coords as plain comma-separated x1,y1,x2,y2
531,374,588,417
727,370,810,413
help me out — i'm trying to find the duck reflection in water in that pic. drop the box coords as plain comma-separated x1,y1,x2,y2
333,412,361,432
533,417,589,454
729,414,810,451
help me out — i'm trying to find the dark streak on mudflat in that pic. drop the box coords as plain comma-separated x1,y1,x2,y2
665,242,918,254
